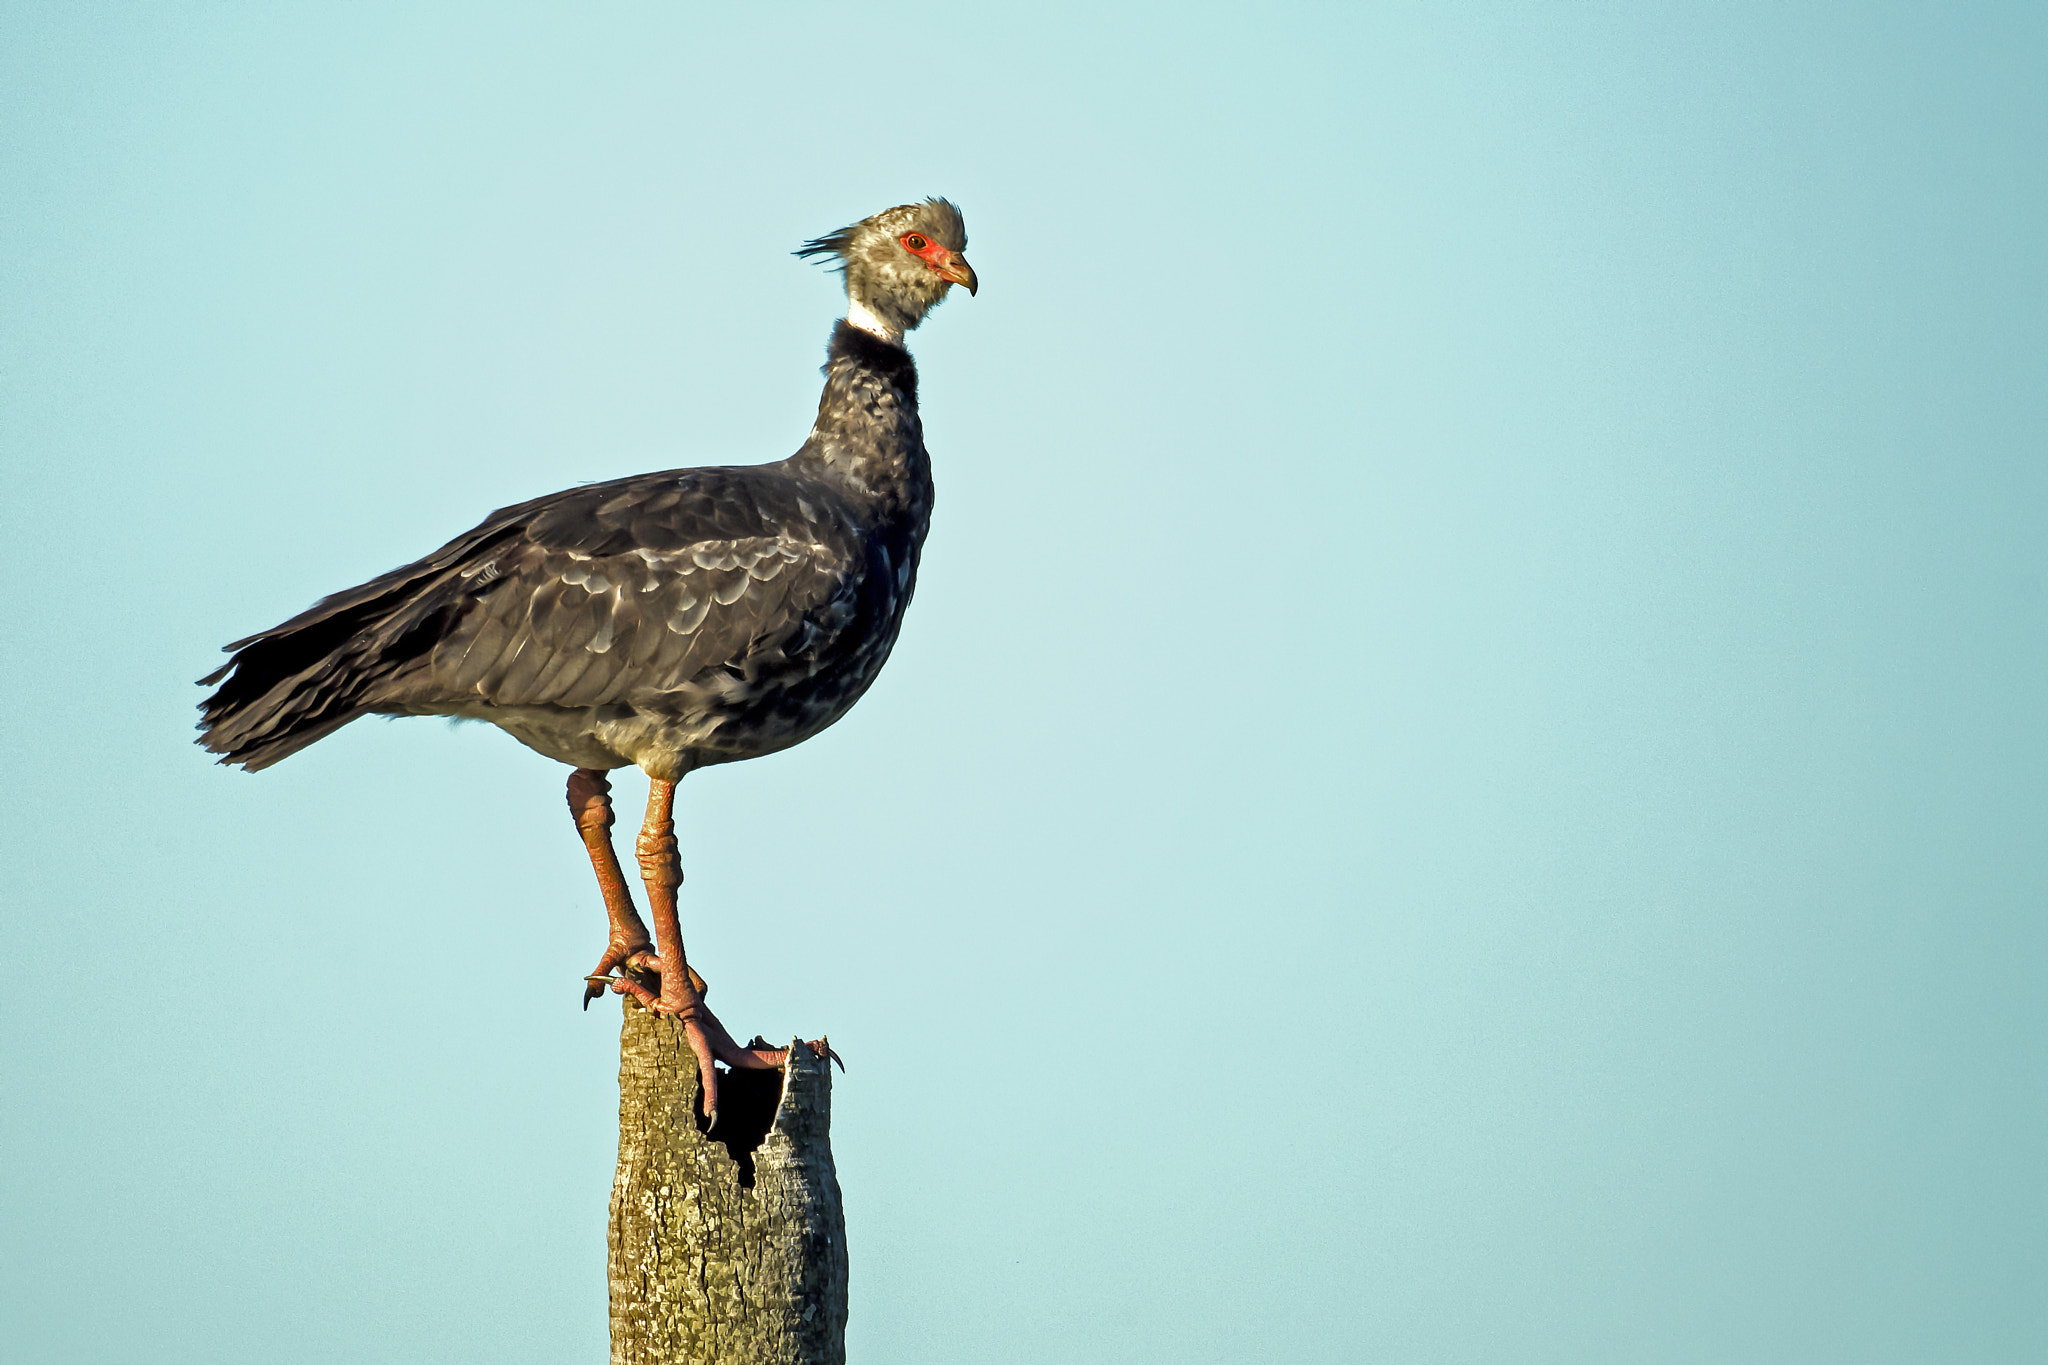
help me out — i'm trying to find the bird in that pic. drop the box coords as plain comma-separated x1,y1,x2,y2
197,198,975,1125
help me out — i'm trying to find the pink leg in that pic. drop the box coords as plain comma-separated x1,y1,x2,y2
567,768,667,1010
634,777,787,1127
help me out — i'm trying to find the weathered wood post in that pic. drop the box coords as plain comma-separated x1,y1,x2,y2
608,1002,848,1364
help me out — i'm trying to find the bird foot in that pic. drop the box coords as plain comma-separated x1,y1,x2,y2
671,1008,787,1135
582,943,702,1010
799,1036,846,1072
587,956,782,1132
586,962,841,1124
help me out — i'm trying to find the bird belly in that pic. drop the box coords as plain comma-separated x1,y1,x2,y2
445,704,638,771
439,696,834,781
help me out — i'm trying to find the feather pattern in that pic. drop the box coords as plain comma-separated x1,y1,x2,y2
199,298,945,780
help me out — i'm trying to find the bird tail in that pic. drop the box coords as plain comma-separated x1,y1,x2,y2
196,596,404,770
197,509,535,770
195,551,491,770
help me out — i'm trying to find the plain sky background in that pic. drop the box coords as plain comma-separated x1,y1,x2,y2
4,3,2045,1361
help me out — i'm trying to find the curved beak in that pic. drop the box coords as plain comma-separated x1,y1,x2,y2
934,250,978,296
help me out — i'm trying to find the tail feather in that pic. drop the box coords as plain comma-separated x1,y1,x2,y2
197,599,398,769
197,519,528,770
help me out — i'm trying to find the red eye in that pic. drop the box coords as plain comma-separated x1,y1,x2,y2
903,234,929,252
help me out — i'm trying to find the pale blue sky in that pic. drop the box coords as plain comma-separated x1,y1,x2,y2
4,3,2046,1361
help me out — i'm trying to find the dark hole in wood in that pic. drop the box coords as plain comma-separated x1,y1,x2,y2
692,1039,785,1189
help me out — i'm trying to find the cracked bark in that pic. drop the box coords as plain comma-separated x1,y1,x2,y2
609,1002,848,1364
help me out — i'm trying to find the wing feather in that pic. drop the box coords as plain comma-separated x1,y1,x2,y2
357,466,864,715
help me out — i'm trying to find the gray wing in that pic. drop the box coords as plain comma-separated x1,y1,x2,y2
197,463,871,770
388,469,863,711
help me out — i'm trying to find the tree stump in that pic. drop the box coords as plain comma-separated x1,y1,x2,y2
608,1003,848,1365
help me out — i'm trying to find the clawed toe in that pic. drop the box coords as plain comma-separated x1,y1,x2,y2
583,934,657,1009
583,949,705,1011
621,951,704,994
583,969,660,1010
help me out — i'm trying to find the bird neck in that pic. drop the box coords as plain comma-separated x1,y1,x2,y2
844,299,903,347
797,322,932,518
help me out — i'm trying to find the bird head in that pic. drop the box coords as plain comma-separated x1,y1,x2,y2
796,198,974,344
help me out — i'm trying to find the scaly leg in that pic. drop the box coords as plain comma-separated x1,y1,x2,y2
568,767,667,1010
635,777,787,1128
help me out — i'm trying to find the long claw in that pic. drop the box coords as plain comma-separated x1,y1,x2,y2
649,1004,788,1135
582,973,653,1009
591,968,659,1010
585,930,658,1009
676,1014,721,1130
796,1036,845,1071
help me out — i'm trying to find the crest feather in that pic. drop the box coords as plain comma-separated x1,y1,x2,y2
795,197,967,267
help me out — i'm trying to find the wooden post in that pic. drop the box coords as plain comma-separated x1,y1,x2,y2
608,1003,848,1365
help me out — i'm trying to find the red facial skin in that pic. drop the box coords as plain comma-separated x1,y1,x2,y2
900,233,976,290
